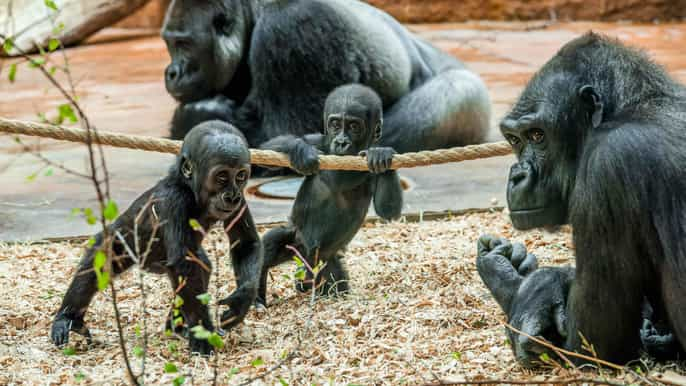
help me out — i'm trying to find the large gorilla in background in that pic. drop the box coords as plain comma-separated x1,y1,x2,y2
476,32,686,367
161,0,490,155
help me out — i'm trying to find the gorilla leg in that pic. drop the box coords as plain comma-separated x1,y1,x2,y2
318,253,350,297
257,226,297,307
381,69,491,153
166,258,213,355
51,250,134,346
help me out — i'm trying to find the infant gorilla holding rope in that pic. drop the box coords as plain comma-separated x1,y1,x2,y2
50,121,263,355
257,84,403,305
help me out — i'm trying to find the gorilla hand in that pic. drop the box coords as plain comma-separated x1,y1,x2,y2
171,95,237,140
361,147,395,174
289,139,320,175
641,318,683,360
476,234,573,367
218,286,255,330
51,311,92,346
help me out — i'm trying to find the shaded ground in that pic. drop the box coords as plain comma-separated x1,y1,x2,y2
1,211,684,385
2,22,686,240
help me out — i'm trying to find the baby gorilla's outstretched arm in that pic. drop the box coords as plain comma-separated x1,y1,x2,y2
259,134,325,175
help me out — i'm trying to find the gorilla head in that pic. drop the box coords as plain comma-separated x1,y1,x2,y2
176,120,251,221
500,42,605,230
323,84,383,156
162,0,252,103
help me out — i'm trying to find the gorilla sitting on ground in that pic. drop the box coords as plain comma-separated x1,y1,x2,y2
476,32,686,366
162,0,490,157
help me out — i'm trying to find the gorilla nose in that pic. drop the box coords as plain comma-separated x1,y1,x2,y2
510,162,534,188
165,64,181,83
222,192,242,206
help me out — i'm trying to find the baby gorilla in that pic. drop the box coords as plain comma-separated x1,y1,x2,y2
258,84,403,306
50,121,262,354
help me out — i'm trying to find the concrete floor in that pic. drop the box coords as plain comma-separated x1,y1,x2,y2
1,22,686,241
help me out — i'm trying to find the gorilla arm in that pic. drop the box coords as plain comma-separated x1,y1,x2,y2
259,133,325,175
219,206,263,329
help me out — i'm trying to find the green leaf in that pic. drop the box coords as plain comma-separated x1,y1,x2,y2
93,250,106,270
207,332,224,349
3,38,13,54
58,104,78,123
168,342,177,353
87,236,96,247
134,324,141,337
451,351,462,361
74,372,85,382
86,214,97,225
195,293,211,305
280,349,289,359
172,376,185,386
44,0,58,11
294,267,306,281
292,256,303,267
52,22,65,35
164,329,173,337
188,218,202,231
48,38,60,52
279,378,289,386
62,347,76,356
133,346,144,358
190,325,210,340
174,295,184,308
173,316,183,327
29,57,46,68
227,367,240,380
26,172,38,182
49,66,57,75
251,357,264,367
44,168,54,176
164,362,178,373
96,270,109,291
539,352,550,363
8,63,17,82
103,200,118,221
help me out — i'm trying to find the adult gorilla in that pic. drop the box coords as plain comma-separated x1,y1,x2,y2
476,32,686,366
161,0,490,154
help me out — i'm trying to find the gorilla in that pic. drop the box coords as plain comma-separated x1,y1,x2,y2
162,0,490,157
257,84,402,306
51,121,262,354
476,32,686,366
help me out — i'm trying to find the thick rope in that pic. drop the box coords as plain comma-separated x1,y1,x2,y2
0,117,513,170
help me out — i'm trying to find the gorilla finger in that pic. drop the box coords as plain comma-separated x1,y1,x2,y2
489,237,511,252
476,252,523,312
518,253,539,276
477,234,498,256
510,242,528,268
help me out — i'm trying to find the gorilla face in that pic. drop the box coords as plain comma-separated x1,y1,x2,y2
500,72,599,230
162,0,250,103
324,85,383,156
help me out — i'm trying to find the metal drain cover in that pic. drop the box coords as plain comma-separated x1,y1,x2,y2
256,177,304,199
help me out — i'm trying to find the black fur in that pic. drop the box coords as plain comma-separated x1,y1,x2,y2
477,32,686,366
162,0,490,163
50,121,263,355
256,85,403,305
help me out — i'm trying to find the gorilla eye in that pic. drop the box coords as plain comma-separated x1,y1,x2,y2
216,171,229,184
235,170,248,183
349,122,361,134
505,134,521,146
329,118,342,131
528,129,545,144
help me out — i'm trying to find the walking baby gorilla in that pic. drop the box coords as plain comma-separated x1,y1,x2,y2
477,32,686,366
257,84,403,306
50,121,262,354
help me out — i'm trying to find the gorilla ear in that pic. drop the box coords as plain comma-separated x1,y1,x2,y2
578,85,603,129
181,157,193,179
373,120,383,143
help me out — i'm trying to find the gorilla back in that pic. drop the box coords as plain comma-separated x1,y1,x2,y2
478,32,686,366
163,0,490,153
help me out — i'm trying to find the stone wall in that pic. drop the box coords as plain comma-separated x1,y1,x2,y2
118,0,686,28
